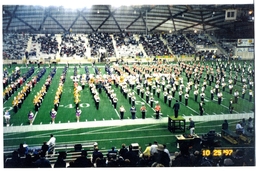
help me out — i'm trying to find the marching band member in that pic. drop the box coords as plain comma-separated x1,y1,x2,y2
94,93,100,110
156,85,161,98
131,92,136,106
163,88,168,104
178,90,183,102
241,88,246,99
76,107,82,122
150,93,154,108
4,110,10,127
161,77,166,91
145,87,150,103
217,91,223,105
12,97,18,113
28,110,34,125
50,108,57,124
193,88,199,102
136,84,141,95
140,103,147,119
128,90,132,104
249,89,253,102
229,83,233,94
199,101,204,116
200,91,205,103
184,92,189,106
229,98,233,114
221,81,226,92
140,86,145,98
113,94,118,109
152,84,156,95
154,103,161,119
167,93,173,107
119,105,126,120
130,105,136,119
215,83,219,95
54,96,59,111
234,89,239,104
210,87,215,100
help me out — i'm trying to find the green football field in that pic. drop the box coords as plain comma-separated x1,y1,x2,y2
2,60,255,156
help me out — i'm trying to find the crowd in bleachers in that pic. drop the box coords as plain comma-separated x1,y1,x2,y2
113,32,142,58
3,32,246,60
88,32,115,58
162,33,196,56
36,34,59,55
139,33,171,57
59,34,87,57
186,32,215,47
218,39,235,56
4,136,254,168
3,33,29,60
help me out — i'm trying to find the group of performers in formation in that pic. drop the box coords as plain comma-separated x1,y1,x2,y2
32,67,57,124
4,59,254,125
71,59,254,120
12,67,46,114
3,66,34,102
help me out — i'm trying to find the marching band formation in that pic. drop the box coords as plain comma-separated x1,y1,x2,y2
3,59,254,125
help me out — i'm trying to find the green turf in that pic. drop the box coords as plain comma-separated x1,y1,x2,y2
2,61,255,156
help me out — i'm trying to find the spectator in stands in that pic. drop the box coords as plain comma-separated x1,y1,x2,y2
118,143,128,158
107,147,118,160
222,120,229,130
70,150,93,167
241,118,246,128
22,154,34,168
247,117,253,133
172,142,192,167
54,152,67,168
163,144,171,159
17,143,26,157
124,145,139,167
4,150,22,168
40,141,49,157
150,141,158,156
47,134,56,155
92,146,104,164
33,153,52,168
142,143,151,159
151,144,170,167
235,121,244,135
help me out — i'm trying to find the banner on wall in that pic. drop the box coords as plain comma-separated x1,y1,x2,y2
237,39,254,47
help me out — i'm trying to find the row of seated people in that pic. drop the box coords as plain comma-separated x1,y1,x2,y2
4,141,171,168
59,34,87,57
4,137,254,168
162,33,196,56
3,33,29,60
218,40,235,55
139,33,171,57
113,32,142,57
113,32,138,47
185,32,215,47
88,32,115,57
